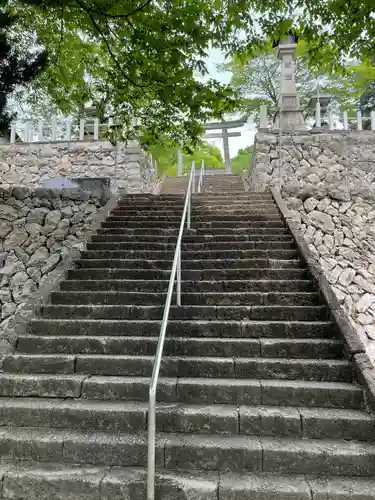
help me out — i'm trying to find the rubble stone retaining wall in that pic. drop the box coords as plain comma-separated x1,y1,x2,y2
251,130,375,362
0,185,112,352
0,141,156,193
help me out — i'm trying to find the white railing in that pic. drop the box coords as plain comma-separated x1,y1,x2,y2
259,104,375,131
147,163,196,500
8,116,137,143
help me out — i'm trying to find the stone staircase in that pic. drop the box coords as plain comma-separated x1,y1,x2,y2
0,175,374,498
159,176,188,194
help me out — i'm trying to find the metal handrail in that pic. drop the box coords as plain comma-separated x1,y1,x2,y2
147,163,196,500
197,159,204,193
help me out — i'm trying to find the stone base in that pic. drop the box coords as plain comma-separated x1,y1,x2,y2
274,109,306,131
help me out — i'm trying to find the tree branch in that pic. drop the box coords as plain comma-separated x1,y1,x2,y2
77,0,153,19
75,0,147,90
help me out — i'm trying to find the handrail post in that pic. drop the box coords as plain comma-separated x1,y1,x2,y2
177,246,181,305
147,389,156,500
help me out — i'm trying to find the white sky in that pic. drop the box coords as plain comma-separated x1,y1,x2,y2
204,48,256,159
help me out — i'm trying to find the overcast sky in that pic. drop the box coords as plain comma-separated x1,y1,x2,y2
204,48,256,159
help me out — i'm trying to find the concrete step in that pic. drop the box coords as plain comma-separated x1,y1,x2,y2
219,472,375,499
1,428,375,475
86,240,296,250
91,233,293,242
17,335,343,359
80,249,299,260
0,399,370,440
106,214,283,222
50,291,321,306
115,202,278,210
60,279,315,293
28,319,335,339
3,354,350,381
75,258,302,271
0,463,224,500
67,268,311,281
101,220,285,228
111,208,280,216
39,304,328,321
97,227,289,235
0,374,363,409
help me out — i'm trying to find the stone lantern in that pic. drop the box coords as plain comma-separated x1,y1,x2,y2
274,31,306,130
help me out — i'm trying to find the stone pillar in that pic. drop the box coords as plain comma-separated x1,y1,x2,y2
274,36,305,130
222,128,231,173
177,150,183,176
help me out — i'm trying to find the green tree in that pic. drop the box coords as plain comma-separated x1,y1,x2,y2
231,145,253,174
150,140,224,178
221,43,371,123
0,2,47,136
8,0,257,147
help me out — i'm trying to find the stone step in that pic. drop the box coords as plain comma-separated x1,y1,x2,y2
77,256,300,269
0,463,226,500
80,249,299,260
117,197,272,205
219,472,375,500
91,233,293,242
98,227,289,235
67,268,311,281
2,354,350,381
61,279,314,293
1,428,375,475
40,304,328,321
106,214,283,222
17,335,342,359
28,319,334,339
115,201,276,209
111,208,280,216
86,240,295,250
75,258,302,271
0,374,363,409
101,220,285,228
50,291,320,306
0,399,370,440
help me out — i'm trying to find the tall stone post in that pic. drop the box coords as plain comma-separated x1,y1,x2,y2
274,35,305,130
222,128,231,173
177,150,183,176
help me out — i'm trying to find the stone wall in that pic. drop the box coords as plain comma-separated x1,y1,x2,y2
0,141,156,193
0,185,112,352
251,130,375,362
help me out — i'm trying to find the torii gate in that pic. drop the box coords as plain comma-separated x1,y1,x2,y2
203,117,247,173
177,116,247,175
